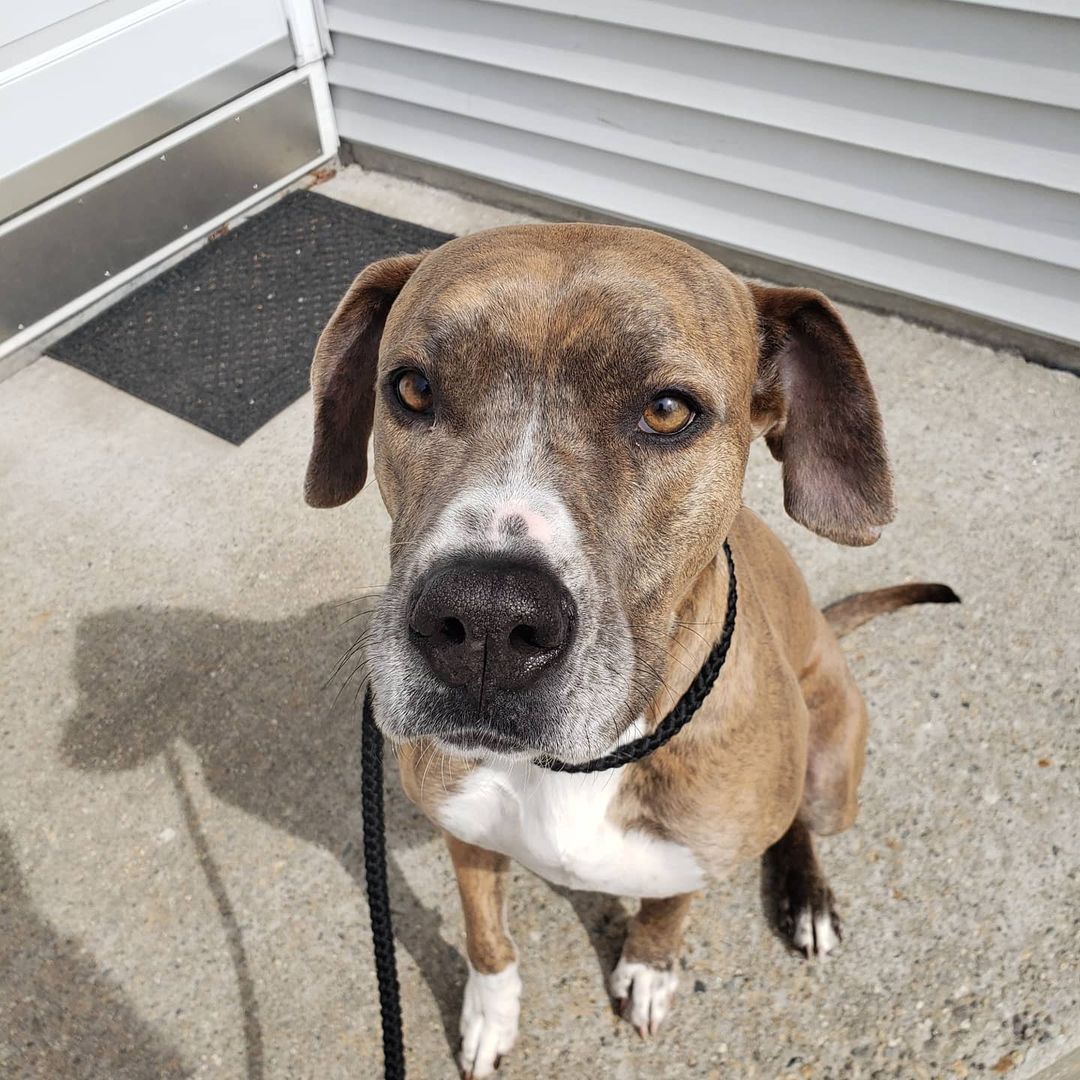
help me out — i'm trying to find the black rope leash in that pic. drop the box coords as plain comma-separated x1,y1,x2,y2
360,541,737,1078
361,695,406,1080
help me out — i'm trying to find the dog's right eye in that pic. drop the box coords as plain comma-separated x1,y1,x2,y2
639,393,696,435
394,369,434,414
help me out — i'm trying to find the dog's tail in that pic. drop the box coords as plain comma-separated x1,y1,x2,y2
823,583,960,638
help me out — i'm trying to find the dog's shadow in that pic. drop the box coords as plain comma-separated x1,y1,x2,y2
60,600,470,1065
60,600,642,1073
69,600,849,1080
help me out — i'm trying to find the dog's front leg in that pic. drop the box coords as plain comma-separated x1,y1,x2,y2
445,832,520,1079
610,893,694,1037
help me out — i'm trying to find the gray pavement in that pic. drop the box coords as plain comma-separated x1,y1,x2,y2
1,165,1077,1079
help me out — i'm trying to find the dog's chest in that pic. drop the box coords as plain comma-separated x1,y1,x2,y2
437,762,705,898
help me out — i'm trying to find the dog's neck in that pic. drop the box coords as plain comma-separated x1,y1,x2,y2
642,547,732,732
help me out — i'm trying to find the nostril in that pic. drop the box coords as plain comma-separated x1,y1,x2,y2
508,624,541,653
441,617,466,645
508,621,563,653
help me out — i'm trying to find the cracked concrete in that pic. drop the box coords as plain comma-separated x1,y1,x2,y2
1,165,1077,1079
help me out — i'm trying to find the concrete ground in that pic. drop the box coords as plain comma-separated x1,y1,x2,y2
1,164,1078,1080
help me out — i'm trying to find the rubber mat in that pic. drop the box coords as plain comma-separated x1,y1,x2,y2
50,190,453,444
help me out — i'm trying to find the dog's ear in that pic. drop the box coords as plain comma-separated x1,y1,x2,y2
305,252,428,508
749,284,894,546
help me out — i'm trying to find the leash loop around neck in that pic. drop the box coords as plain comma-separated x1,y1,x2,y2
360,540,737,1078
534,539,737,773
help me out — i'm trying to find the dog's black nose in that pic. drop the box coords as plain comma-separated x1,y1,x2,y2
409,560,574,693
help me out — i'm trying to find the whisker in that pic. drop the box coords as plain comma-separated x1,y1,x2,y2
627,620,711,659
626,633,698,680
671,622,713,649
332,659,375,713
342,607,382,626
331,589,388,608
325,628,380,688
418,740,438,803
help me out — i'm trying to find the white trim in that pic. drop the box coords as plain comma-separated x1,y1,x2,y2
308,57,339,153
311,0,335,57
281,0,331,64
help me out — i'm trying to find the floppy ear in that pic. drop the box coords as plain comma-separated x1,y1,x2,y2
304,252,427,508
749,284,895,546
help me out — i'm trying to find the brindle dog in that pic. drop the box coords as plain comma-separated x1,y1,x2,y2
305,224,954,1078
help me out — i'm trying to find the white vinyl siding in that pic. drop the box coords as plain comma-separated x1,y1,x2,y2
324,0,1080,346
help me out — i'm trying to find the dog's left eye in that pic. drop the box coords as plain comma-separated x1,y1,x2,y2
394,369,434,414
639,393,696,435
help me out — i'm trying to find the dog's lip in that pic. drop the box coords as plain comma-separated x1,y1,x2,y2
434,727,538,758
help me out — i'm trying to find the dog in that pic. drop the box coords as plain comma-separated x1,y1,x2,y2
303,223,957,1078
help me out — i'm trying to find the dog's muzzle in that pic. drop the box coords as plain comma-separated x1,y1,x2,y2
407,557,576,696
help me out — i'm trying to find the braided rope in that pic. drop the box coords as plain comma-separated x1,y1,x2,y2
361,691,406,1080
360,541,737,1077
535,540,737,773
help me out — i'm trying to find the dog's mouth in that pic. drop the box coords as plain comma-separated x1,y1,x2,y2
433,726,538,758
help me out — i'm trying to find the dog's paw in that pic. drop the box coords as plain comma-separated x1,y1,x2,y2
609,956,678,1037
780,886,842,960
459,962,521,1079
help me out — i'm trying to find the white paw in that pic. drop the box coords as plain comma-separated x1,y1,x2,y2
609,956,678,1037
459,962,521,1079
791,906,840,958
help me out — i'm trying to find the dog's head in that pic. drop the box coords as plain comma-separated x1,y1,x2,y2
305,224,893,761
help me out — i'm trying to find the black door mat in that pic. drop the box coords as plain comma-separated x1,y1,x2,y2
50,190,453,444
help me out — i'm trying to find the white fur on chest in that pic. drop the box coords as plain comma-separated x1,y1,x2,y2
437,755,705,899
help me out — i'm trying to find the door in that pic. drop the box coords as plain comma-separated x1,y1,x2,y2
0,0,336,360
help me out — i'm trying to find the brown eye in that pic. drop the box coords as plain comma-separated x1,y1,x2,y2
394,369,433,414
639,393,695,435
